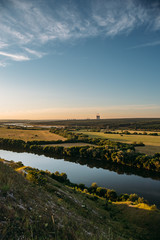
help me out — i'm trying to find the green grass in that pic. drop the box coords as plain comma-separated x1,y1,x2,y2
76,131,160,155
1,160,160,240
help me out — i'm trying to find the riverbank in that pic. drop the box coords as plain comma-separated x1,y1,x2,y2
1,148,160,207
0,159,160,240
0,136,160,174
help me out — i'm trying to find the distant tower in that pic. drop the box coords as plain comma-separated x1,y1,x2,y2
96,113,100,120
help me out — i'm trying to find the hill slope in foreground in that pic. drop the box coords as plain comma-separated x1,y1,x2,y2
0,160,160,240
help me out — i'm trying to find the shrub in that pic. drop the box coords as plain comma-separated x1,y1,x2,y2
26,170,47,186
129,193,139,202
106,189,117,201
120,193,129,201
60,173,67,181
78,184,85,190
91,182,98,189
96,187,107,197
137,197,148,204
150,204,157,210
83,189,88,194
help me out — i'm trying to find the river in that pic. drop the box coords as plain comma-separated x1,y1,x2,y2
0,149,160,207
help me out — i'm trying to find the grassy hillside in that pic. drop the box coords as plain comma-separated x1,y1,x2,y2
0,160,160,240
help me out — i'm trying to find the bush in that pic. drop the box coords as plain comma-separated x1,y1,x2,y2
83,189,88,194
120,193,129,201
91,182,98,189
26,170,47,186
129,193,139,202
78,184,85,190
51,171,68,183
96,187,107,197
106,189,117,201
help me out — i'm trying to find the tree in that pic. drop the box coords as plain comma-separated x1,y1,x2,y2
106,189,117,201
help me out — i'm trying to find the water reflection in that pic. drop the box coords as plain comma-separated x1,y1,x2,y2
0,148,160,207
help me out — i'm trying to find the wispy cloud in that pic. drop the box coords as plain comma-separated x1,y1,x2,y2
0,42,8,49
0,61,7,67
0,51,29,61
24,48,45,58
91,0,148,36
0,0,160,66
130,40,160,49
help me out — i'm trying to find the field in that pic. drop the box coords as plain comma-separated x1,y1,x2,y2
110,130,160,135
43,142,96,148
135,146,160,155
0,127,66,141
76,131,160,155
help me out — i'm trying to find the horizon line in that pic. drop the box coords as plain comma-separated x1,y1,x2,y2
0,117,160,122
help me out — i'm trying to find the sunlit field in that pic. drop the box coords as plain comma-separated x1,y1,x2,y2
0,127,66,141
76,131,160,155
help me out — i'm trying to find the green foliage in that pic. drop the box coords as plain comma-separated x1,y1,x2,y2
96,187,107,197
129,194,139,202
26,169,47,186
51,171,69,183
106,189,117,201
91,182,98,189
78,183,85,190
0,133,159,173
136,197,148,204
119,193,129,201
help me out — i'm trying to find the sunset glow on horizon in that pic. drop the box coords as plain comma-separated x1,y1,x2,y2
0,0,160,120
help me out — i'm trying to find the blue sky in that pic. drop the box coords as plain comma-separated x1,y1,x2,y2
0,0,160,119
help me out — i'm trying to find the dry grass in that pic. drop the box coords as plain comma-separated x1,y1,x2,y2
0,127,66,142
113,201,157,211
43,142,96,148
135,145,160,155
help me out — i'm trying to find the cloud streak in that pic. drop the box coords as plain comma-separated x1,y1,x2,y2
24,48,44,58
0,0,160,65
0,51,29,61
130,40,160,49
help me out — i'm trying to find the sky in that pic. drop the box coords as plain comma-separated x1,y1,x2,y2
0,0,160,120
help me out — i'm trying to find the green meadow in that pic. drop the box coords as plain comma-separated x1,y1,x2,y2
76,131,160,155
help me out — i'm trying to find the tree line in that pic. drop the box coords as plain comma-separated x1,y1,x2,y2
0,137,159,172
